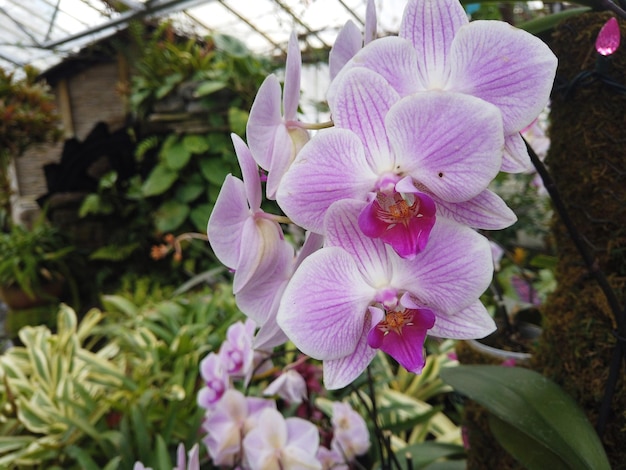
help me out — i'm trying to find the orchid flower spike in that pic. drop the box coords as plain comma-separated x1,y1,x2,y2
247,31,310,199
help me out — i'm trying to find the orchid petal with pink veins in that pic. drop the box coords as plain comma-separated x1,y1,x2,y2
238,232,323,350
448,20,557,135
322,309,380,390
207,175,249,269
325,200,394,285
233,217,292,294
276,128,378,233
429,300,496,339
329,0,377,81
246,74,282,170
436,188,517,230
278,200,494,388
283,32,302,120
364,0,377,44
503,132,533,173
232,133,262,210
399,0,468,88
391,218,493,316
330,37,422,101
277,246,377,360
247,34,308,200
386,91,503,203
329,68,398,169
330,20,362,80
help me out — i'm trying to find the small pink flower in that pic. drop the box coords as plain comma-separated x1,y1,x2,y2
330,402,370,461
174,443,199,470
263,369,308,404
596,17,621,56
197,352,230,410
242,408,322,469
219,319,257,379
202,389,276,467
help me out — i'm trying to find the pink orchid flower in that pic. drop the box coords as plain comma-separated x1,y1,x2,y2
242,408,322,470
330,402,370,460
278,68,513,258
202,389,276,467
277,200,496,389
197,352,230,410
332,0,557,172
207,134,294,295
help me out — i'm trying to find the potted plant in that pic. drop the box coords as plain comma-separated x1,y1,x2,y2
0,217,75,335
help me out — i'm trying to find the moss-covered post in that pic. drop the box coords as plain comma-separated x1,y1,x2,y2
531,12,626,467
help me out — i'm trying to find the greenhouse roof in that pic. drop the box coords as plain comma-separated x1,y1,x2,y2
0,0,407,73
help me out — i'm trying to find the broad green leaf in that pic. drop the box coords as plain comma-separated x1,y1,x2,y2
387,442,465,470
440,365,611,470
489,414,570,470
213,34,248,57
141,163,178,197
161,141,192,171
79,194,112,217
88,243,139,261
228,107,249,136
199,158,230,185
194,80,227,98
155,200,190,232
0,436,36,453
154,434,172,470
101,294,139,317
175,182,204,203
183,134,210,154
155,72,184,99
190,203,213,232
518,7,590,35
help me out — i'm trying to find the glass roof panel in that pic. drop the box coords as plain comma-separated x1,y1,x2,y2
0,0,403,73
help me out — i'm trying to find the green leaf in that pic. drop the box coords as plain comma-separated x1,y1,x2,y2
183,134,210,154
154,434,172,470
79,194,113,217
161,141,192,171
440,365,611,470
228,107,249,136
155,200,190,233
194,80,227,98
175,182,204,203
190,204,213,232
88,243,139,261
155,72,184,99
141,164,178,197
518,7,590,35
199,158,230,185
488,414,571,470
391,442,465,469
213,34,248,57
101,295,139,317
